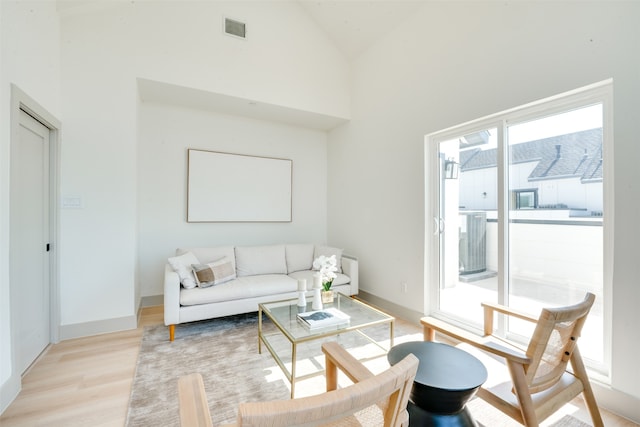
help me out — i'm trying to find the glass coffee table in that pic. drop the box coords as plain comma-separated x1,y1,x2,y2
258,293,395,398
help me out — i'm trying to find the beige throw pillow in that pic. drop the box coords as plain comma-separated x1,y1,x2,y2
192,257,236,288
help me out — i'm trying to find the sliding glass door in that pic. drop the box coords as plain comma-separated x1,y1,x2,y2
436,127,499,325
428,85,610,370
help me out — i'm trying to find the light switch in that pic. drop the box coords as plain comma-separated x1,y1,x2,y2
62,196,83,209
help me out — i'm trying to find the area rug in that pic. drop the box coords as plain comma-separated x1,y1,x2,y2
125,313,591,427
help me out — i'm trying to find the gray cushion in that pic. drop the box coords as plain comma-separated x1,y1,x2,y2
235,245,287,277
285,244,314,273
179,275,297,306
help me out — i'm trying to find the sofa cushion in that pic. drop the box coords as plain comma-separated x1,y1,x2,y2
285,244,314,273
288,270,350,287
177,247,236,271
192,257,236,287
180,274,297,306
168,252,200,289
235,245,287,277
313,245,344,273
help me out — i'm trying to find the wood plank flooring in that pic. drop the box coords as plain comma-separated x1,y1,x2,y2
0,306,161,427
0,305,636,426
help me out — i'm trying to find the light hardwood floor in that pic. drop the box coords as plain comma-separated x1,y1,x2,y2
0,306,636,426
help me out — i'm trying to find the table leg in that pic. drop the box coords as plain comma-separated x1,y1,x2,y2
390,319,395,348
290,342,297,399
258,307,263,354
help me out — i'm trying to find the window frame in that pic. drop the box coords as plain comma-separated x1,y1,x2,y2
512,189,538,210
424,80,613,381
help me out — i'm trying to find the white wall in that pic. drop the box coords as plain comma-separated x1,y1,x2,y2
2,0,347,412
460,165,604,213
0,0,61,413
138,103,329,297
131,1,350,119
328,1,640,421
58,0,349,332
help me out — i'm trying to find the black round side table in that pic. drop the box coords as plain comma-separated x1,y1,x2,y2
387,341,488,427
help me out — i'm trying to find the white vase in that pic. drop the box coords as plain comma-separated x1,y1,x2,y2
297,290,307,308
312,287,323,310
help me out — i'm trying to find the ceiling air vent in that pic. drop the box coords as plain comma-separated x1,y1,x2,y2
224,17,246,39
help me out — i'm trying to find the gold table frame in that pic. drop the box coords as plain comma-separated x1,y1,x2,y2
258,293,395,398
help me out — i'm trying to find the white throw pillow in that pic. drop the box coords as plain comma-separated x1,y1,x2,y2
192,257,236,288
235,245,287,277
168,252,200,289
313,246,344,273
285,244,314,273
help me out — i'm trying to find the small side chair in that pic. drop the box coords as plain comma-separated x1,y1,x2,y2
421,292,603,427
178,341,419,427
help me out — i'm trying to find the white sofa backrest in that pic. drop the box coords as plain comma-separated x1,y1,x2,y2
176,244,346,277
177,247,236,271
285,244,315,273
235,245,287,277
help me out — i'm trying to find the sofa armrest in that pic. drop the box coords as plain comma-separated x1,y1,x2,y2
341,255,358,295
164,264,181,326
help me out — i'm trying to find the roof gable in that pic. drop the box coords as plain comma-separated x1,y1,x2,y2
460,128,603,182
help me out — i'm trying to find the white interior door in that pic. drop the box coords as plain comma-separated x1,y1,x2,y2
10,109,51,374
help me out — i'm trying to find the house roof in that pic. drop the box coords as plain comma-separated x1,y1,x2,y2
460,128,603,182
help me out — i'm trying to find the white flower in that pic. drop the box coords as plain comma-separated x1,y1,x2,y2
313,255,338,290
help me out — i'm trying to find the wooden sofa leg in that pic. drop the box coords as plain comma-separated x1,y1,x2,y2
169,324,175,341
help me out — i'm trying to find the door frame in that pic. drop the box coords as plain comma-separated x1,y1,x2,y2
9,84,61,364
423,80,613,379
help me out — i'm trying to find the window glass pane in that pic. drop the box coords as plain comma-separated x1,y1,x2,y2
438,128,498,326
507,104,603,363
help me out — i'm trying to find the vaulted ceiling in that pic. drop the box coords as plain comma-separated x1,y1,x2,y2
57,0,428,60
298,0,427,59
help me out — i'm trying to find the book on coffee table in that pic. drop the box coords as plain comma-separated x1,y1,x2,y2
297,307,350,330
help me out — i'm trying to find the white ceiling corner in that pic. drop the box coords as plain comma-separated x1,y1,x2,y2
296,0,427,59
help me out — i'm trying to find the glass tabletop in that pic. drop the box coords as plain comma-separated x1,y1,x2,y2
260,292,394,342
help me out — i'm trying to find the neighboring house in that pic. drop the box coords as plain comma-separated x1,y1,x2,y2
458,129,603,217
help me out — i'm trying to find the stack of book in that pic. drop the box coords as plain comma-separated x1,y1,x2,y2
296,307,350,330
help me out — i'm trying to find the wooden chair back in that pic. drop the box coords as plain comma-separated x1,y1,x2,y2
179,341,419,427
523,292,595,394
421,292,604,427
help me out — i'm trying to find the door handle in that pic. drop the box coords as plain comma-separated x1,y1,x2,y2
433,217,445,235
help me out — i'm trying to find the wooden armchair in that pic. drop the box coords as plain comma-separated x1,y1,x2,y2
178,341,419,427
421,292,603,427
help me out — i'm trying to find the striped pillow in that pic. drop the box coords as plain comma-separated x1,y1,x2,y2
192,257,236,288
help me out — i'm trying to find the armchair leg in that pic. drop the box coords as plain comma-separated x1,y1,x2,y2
169,324,175,341
325,356,338,391
423,325,435,342
507,360,538,427
570,347,604,427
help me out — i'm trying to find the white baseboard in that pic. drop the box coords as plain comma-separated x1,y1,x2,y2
0,371,21,416
357,290,424,325
357,290,640,424
591,382,640,424
140,295,163,308
59,315,137,341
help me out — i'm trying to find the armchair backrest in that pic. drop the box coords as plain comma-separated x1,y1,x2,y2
524,292,595,394
178,343,419,427
236,351,419,427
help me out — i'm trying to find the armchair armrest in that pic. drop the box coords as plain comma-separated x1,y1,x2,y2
481,301,539,335
178,373,213,427
421,316,530,365
322,341,373,391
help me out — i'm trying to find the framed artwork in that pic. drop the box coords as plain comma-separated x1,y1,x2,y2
187,149,292,222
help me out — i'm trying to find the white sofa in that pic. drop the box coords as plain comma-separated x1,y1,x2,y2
164,244,358,341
